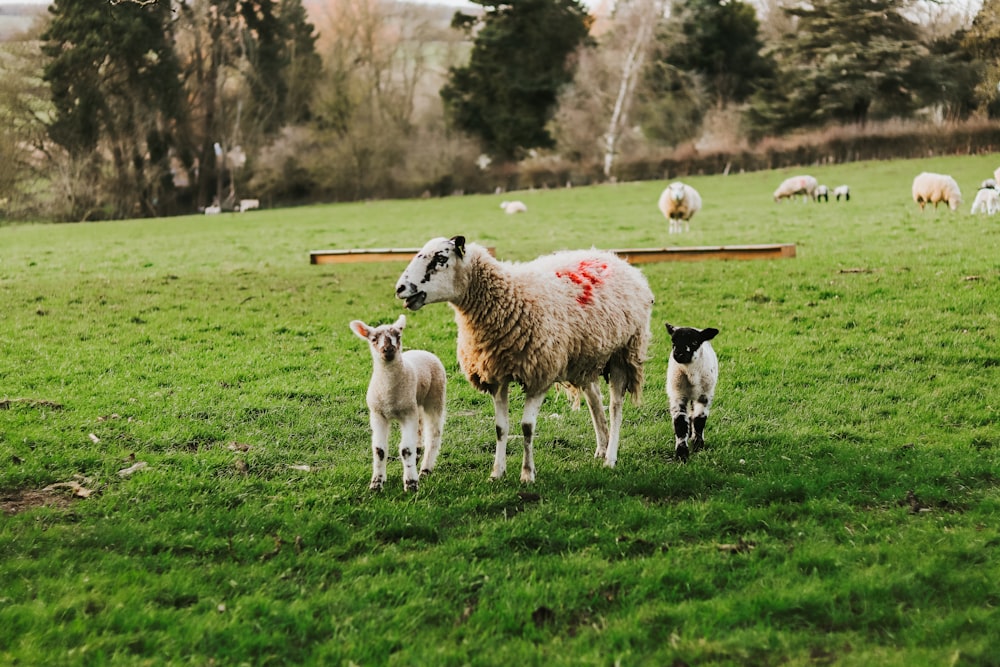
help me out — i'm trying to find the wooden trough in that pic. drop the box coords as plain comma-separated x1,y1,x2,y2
309,247,496,265
309,243,794,265
610,243,796,264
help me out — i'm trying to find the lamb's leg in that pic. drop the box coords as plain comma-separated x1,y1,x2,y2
419,406,444,477
582,381,609,461
369,413,390,491
490,382,510,480
690,398,711,453
519,392,546,483
399,414,421,492
603,369,627,468
670,399,690,462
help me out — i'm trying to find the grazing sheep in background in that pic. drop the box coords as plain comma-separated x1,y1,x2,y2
395,236,653,482
815,185,829,202
350,315,447,492
833,185,851,201
665,323,719,463
979,178,997,190
657,181,703,233
971,187,1000,215
912,172,962,212
773,175,819,202
239,198,260,212
500,200,527,214
204,205,222,215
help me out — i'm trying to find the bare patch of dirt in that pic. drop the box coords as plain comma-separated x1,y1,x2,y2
1,488,77,516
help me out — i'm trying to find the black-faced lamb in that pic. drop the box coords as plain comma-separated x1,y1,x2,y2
773,175,818,202
350,315,447,492
657,181,702,233
395,236,653,482
665,323,719,463
912,172,961,211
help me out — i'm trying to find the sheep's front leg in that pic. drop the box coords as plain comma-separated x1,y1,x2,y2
604,371,626,468
519,392,546,483
690,397,711,453
490,382,510,480
582,382,609,461
399,414,421,492
669,399,690,463
369,413,390,491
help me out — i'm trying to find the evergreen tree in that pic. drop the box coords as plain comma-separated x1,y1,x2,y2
441,0,592,161
42,0,182,218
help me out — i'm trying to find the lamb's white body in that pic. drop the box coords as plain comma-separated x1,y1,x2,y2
773,175,818,202
815,184,829,202
657,182,702,233
500,200,527,214
351,315,447,492
833,185,850,201
665,324,719,462
971,187,1000,215
395,236,653,482
912,172,961,211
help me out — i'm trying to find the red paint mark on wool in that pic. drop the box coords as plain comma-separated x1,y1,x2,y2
556,260,610,306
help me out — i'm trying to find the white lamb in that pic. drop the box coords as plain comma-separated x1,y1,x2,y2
979,178,997,190
773,175,818,202
815,184,829,202
971,187,1000,215
657,181,702,233
912,172,961,211
500,200,527,214
350,315,447,492
395,236,653,482
833,185,850,201
665,323,719,463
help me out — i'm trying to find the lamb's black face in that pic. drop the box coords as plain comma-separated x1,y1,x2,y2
666,324,719,364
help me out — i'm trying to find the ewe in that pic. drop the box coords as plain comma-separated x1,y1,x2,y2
657,181,702,233
500,200,527,214
773,175,818,202
350,315,447,492
395,236,653,482
912,172,961,211
665,323,719,463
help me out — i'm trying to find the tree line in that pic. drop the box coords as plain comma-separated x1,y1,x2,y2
0,0,998,221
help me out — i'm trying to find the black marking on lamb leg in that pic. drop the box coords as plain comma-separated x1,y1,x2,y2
376,448,386,461
675,442,689,463
672,414,689,440
405,479,419,492
522,422,533,442
419,468,431,478
496,425,504,441
692,415,707,452
401,448,412,460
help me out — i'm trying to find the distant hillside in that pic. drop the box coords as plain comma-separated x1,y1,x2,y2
0,4,47,42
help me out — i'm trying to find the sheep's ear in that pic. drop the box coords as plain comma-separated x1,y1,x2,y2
450,235,466,259
350,320,370,339
701,327,719,342
394,314,407,329
665,323,676,335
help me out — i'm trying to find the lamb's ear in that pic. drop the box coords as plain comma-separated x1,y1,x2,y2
349,320,370,340
665,323,676,335
701,327,719,342
393,314,407,329
450,235,466,259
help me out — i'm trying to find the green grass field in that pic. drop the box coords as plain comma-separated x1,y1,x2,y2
2,155,999,665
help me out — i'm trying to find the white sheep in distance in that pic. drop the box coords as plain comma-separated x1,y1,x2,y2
500,200,527,214
912,172,962,211
815,184,830,202
833,185,851,201
773,175,818,202
395,236,654,482
979,178,997,190
665,323,719,463
657,181,702,233
971,187,1000,215
350,315,447,492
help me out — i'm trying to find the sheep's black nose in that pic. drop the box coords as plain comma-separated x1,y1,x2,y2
396,283,407,295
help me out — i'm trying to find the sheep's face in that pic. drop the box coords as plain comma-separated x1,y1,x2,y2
351,315,406,362
395,236,466,311
670,183,686,203
665,323,719,364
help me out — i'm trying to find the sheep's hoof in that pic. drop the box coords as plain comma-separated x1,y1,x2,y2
369,478,384,491
404,479,419,493
520,468,535,483
675,443,689,463
692,435,705,453
419,468,432,478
